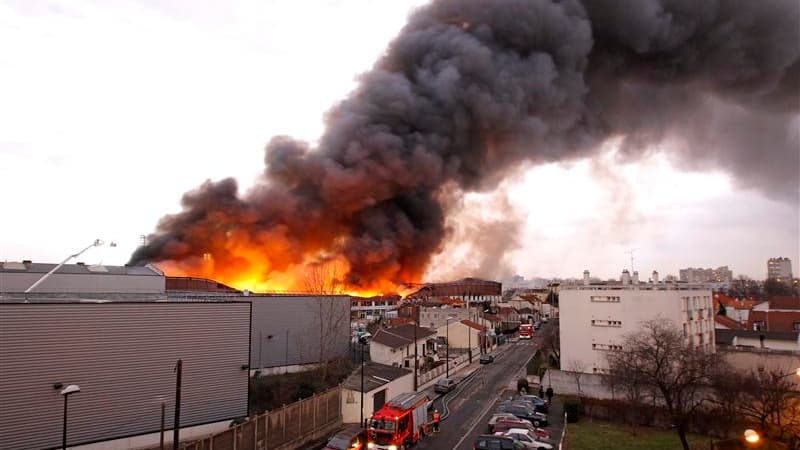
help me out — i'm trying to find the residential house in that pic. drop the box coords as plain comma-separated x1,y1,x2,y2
369,324,437,369
748,296,800,333
341,362,413,424
712,292,761,325
351,295,401,321
715,314,745,330
436,319,482,358
497,306,521,330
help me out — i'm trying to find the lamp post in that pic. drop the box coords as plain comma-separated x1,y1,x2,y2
744,429,760,444
26,239,106,293
60,384,80,450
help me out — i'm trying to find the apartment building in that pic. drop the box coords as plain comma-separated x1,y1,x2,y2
679,266,733,283
560,270,714,374
767,257,793,285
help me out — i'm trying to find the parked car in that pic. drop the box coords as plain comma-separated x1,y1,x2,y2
492,419,550,439
533,321,542,330
501,429,554,449
473,434,525,449
488,413,527,432
324,426,365,450
496,403,548,427
517,394,549,413
480,354,495,364
434,377,456,394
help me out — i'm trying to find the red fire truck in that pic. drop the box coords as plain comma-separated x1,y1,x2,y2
519,323,533,339
367,391,430,450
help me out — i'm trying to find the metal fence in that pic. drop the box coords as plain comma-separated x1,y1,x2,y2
182,386,342,450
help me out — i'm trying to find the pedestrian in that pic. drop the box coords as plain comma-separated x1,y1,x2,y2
538,385,544,399
545,386,554,404
432,409,441,433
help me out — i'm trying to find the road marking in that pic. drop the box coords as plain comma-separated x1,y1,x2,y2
451,394,500,450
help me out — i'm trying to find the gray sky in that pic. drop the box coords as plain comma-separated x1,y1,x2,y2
1,0,797,282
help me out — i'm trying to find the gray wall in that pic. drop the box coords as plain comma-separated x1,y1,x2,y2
250,295,350,370
0,302,250,450
0,270,164,294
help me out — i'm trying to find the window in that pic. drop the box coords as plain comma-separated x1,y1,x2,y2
793,322,800,332
753,321,765,331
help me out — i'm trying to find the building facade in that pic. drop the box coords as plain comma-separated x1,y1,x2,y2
560,270,714,374
369,324,436,369
678,266,733,283
341,363,413,424
767,257,793,284
351,295,400,321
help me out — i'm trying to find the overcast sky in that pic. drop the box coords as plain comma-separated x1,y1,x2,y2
1,0,797,281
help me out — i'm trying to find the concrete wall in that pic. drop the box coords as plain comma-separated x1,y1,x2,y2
536,369,615,400
341,373,414,424
560,286,713,374
721,348,800,388
733,335,799,352
0,302,250,450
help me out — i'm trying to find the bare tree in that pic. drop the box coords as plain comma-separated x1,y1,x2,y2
711,368,800,447
604,319,722,450
568,360,586,397
302,261,351,382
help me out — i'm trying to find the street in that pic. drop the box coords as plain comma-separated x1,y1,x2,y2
415,327,564,450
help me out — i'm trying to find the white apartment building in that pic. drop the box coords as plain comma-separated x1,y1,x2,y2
560,270,714,375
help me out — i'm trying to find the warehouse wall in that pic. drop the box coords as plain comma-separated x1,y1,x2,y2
0,302,251,450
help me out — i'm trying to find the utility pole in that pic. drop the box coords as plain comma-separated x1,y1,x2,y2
413,303,419,391
160,401,165,450
173,359,182,450
360,339,365,428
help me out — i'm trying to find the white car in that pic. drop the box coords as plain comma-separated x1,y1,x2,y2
502,428,553,449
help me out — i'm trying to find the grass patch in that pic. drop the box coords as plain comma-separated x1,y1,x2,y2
565,419,707,450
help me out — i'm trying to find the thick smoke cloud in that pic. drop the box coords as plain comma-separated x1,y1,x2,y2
130,0,799,289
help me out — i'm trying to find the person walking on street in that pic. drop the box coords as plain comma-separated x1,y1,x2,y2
538,385,545,399
432,409,441,433
545,386,554,404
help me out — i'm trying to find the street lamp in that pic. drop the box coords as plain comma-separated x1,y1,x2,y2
26,239,106,293
60,384,81,450
445,315,456,378
359,336,367,430
744,429,760,444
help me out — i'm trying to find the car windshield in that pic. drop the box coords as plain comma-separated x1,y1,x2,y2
370,419,395,431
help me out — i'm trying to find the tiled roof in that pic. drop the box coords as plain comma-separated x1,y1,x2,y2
370,324,436,349
460,319,484,331
342,362,412,393
714,314,745,330
747,310,800,333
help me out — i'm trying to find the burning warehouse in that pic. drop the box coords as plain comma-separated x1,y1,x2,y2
405,277,502,305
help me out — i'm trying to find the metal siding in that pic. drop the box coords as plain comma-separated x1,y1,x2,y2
0,272,165,294
250,296,350,369
0,302,250,450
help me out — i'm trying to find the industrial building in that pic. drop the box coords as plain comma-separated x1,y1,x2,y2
560,269,714,375
405,277,502,304
0,261,350,449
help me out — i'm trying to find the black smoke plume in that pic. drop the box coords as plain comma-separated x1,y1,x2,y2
130,0,799,288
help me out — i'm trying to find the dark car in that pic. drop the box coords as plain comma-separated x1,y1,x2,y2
434,377,456,394
324,426,365,450
473,434,525,449
533,321,542,330
517,395,549,413
480,354,495,364
496,403,548,427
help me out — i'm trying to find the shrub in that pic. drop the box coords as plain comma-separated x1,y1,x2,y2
565,399,583,423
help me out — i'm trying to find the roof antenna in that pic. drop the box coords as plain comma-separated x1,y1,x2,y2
625,248,638,273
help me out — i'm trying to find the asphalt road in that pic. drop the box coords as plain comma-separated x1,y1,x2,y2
415,335,545,450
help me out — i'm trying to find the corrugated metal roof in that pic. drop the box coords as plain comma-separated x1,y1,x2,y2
0,262,161,276
342,362,411,392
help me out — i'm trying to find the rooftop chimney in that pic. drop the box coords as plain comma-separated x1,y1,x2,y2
583,270,590,286
633,271,639,285
652,270,659,283
621,269,631,285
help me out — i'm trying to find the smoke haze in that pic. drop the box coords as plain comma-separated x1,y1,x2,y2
130,0,800,290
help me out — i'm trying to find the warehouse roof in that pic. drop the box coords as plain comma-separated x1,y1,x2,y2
343,362,412,393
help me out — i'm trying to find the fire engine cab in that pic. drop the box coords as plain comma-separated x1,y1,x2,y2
367,391,430,450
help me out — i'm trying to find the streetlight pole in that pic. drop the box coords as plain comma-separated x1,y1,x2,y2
60,384,80,450
173,359,182,450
